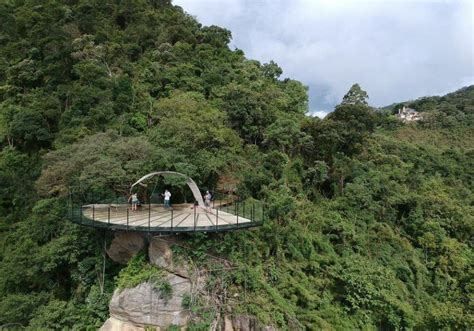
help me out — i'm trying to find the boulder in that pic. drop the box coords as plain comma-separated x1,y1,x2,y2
100,317,145,331
223,315,234,331
149,237,190,278
109,273,191,328
107,232,145,264
231,315,255,331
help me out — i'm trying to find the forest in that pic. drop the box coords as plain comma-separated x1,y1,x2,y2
0,0,472,329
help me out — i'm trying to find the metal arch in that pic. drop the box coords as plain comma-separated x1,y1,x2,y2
131,171,205,207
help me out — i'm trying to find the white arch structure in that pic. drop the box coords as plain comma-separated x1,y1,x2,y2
131,171,205,207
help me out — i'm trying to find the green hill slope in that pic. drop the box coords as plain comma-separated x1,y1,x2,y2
0,1,472,329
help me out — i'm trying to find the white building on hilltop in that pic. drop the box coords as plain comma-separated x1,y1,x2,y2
396,106,423,122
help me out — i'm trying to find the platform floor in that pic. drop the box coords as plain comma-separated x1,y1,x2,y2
80,203,253,230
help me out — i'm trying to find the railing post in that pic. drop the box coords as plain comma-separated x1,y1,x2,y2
92,204,95,221
249,203,252,222
148,198,151,232
127,208,129,230
194,202,197,232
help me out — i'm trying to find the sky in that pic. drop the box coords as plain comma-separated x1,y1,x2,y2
173,0,473,117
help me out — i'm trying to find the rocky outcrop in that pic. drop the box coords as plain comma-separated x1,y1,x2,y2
106,232,145,264
100,317,145,331
102,236,274,330
149,237,190,278
107,274,191,328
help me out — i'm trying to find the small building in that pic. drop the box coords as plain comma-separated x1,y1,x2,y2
396,106,423,122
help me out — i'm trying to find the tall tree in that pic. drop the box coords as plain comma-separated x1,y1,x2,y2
341,83,369,106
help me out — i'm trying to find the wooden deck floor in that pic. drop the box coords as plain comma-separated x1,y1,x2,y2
80,203,253,230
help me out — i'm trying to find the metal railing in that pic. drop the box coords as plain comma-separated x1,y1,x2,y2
68,193,265,234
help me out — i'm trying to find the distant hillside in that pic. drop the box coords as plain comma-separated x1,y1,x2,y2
382,85,474,126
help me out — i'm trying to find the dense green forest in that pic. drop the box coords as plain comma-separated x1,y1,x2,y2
0,1,472,329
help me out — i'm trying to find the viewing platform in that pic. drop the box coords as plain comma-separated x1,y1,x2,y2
68,171,264,234
70,201,263,233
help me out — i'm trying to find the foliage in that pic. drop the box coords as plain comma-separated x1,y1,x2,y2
0,198,117,329
115,252,169,295
0,0,472,329
157,279,173,303
341,83,369,106
387,85,474,128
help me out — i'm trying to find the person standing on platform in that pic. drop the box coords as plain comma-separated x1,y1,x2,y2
204,191,212,207
129,193,139,211
163,189,171,208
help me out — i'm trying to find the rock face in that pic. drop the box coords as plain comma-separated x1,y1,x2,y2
108,274,191,328
106,232,145,264
149,237,190,278
101,235,276,330
100,317,145,331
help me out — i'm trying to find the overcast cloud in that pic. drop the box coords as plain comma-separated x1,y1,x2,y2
173,0,473,116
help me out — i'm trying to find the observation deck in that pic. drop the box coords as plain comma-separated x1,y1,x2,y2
69,200,263,233
68,171,264,234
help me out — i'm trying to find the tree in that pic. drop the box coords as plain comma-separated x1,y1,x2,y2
37,131,158,197
148,92,242,185
341,83,369,106
263,114,310,155
319,103,376,159
262,60,282,80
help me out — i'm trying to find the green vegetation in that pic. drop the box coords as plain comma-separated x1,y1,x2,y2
386,85,474,128
0,1,472,329
116,252,155,287
115,252,172,302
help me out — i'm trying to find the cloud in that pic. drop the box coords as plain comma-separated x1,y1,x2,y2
174,0,473,113
311,110,330,119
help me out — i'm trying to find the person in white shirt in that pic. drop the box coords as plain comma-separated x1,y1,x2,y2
204,191,212,207
163,189,171,208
